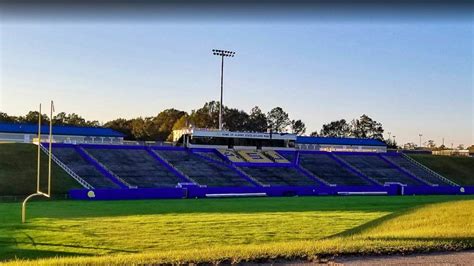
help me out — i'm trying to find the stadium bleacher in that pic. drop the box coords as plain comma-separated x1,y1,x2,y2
382,154,453,186
277,151,296,163
53,147,120,189
48,138,465,200
239,166,318,186
193,151,225,163
154,149,254,187
263,150,290,163
84,148,182,188
218,149,246,163
298,153,372,186
337,154,423,186
237,150,273,163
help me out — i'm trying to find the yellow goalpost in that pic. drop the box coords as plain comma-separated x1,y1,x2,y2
22,100,55,223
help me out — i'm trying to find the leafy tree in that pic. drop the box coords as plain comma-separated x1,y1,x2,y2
223,108,249,131
457,144,465,150
172,114,190,131
149,109,186,140
427,140,436,149
0,112,15,123
267,107,290,132
189,101,221,129
403,142,417,150
437,144,447,150
350,114,384,140
52,112,68,125
310,131,319,137
291,119,306,135
19,111,50,124
247,106,267,132
104,118,133,139
319,119,351,137
385,138,398,149
130,118,149,140
169,114,191,141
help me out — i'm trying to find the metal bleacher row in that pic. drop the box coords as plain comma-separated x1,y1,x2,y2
52,147,120,189
51,145,457,190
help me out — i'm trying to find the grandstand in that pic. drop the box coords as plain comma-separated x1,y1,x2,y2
381,154,456,186
237,150,273,163
239,165,318,186
297,152,374,186
263,150,290,164
218,149,246,163
337,153,424,186
52,146,120,189
38,128,469,200
84,147,183,188
152,148,255,187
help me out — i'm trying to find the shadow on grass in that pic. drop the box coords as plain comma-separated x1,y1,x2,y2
327,208,412,239
0,234,136,262
0,246,91,261
327,200,474,244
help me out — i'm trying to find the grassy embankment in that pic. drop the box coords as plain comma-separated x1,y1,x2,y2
0,196,473,265
0,143,80,198
409,154,474,185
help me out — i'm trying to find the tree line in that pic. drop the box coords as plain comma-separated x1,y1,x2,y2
1,101,391,144
0,101,306,141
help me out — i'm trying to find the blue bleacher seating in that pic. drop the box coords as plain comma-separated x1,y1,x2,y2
53,147,120,189
299,153,371,186
85,148,182,188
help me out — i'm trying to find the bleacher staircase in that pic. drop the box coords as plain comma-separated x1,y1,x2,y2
39,144,94,189
399,153,458,186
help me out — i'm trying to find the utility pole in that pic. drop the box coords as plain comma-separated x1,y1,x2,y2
212,49,235,130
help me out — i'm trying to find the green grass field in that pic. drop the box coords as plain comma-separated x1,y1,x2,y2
1,196,473,265
409,154,474,185
0,144,473,264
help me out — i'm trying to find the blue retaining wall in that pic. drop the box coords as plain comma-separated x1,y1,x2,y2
70,187,186,200
69,185,411,200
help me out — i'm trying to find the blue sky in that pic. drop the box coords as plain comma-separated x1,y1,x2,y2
0,21,472,146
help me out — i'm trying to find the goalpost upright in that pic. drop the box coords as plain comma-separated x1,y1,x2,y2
22,101,54,223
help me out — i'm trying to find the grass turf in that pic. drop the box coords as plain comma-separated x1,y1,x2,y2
0,195,473,265
409,154,474,185
0,143,80,197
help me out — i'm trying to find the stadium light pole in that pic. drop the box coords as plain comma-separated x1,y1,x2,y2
212,49,235,130
419,133,423,148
